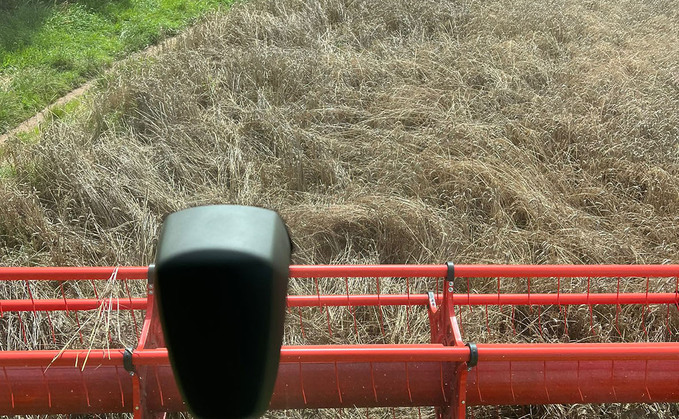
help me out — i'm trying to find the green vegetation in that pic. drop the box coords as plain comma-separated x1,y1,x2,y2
0,0,232,134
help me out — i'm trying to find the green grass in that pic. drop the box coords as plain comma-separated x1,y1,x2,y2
0,0,232,134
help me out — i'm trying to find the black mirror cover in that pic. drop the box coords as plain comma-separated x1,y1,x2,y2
153,205,290,418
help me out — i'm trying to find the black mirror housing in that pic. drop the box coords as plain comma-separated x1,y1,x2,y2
153,205,290,418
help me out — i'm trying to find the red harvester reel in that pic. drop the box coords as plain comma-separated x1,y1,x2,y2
0,205,677,418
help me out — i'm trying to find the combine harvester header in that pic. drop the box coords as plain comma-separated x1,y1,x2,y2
0,206,677,418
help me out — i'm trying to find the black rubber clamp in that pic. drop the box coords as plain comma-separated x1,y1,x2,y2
123,347,136,374
446,261,455,295
466,342,478,370
446,261,455,283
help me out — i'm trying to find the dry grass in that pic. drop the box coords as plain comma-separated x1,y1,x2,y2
1,0,679,417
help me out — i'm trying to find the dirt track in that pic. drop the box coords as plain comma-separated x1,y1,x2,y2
0,82,94,144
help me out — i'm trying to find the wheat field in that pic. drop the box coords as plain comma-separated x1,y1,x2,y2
1,0,679,417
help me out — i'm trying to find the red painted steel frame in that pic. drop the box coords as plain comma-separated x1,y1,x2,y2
1,343,678,367
288,264,679,278
0,291,676,312
3,264,677,279
286,292,679,307
0,264,678,417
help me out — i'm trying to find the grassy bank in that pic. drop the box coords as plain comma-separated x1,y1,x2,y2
1,0,679,417
0,0,232,134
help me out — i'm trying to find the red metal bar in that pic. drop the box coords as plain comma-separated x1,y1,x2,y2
286,293,679,307
0,349,168,367
454,264,679,278
279,345,469,363
289,265,446,278
282,343,679,363
0,298,148,312
288,294,430,307
0,292,674,313
288,265,679,278
2,342,674,368
1,264,677,281
476,343,679,361
0,267,148,281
